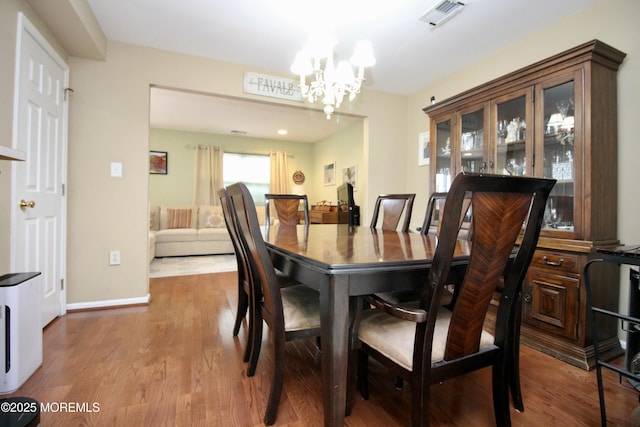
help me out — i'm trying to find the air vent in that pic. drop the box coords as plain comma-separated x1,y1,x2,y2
419,0,465,28
230,130,247,135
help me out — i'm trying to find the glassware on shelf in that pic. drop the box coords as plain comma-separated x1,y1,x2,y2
497,119,508,143
556,99,573,117
544,198,561,229
441,137,451,155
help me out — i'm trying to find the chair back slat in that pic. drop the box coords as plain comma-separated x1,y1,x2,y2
219,188,249,284
422,192,472,239
229,184,283,329
265,194,309,226
370,194,416,232
444,192,532,359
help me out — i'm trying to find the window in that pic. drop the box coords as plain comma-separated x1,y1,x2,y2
223,152,270,205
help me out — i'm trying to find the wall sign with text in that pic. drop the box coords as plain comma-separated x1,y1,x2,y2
243,72,303,102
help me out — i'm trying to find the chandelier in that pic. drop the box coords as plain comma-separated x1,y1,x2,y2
290,34,376,119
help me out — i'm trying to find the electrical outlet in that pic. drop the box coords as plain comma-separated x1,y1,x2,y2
109,250,121,265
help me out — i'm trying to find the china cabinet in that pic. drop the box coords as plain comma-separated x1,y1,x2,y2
423,40,626,369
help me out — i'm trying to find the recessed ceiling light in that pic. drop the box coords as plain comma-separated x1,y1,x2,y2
277,129,288,135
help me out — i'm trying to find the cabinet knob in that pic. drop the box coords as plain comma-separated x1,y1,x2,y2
523,285,532,304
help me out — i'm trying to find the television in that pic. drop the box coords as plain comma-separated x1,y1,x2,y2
336,183,360,226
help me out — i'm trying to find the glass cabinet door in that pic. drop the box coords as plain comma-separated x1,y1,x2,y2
537,73,580,235
458,105,486,175
433,116,454,192
491,88,532,176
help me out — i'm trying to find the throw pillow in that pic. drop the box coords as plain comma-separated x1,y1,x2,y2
167,208,192,229
199,206,225,228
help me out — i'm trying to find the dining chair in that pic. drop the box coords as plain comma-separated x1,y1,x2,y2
370,193,416,232
227,182,321,425
420,191,472,238
265,194,309,226
418,189,525,410
355,172,554,427
219,188,254,363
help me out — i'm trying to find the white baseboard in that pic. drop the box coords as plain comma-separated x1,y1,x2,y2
66,294,150,311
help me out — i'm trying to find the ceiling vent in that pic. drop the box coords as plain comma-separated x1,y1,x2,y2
230,130,247,135
419,1,465,28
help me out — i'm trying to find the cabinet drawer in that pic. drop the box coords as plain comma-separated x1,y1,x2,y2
530,250,580,273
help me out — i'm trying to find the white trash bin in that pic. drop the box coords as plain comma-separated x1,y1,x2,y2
0,272,42,394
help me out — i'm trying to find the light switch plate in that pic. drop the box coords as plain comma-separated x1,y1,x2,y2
110,162,123,177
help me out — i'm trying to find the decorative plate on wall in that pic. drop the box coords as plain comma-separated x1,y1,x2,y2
292,170,305,185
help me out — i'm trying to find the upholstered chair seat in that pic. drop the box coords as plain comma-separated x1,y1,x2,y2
359,306,494,371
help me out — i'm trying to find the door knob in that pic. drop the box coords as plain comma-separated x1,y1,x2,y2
19,199,35,210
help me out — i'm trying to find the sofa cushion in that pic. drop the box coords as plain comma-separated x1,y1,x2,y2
198,205,226,229
197,228,231,242
155,228,198,243
160,206,197,229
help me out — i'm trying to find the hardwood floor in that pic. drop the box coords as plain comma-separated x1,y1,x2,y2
8,272,639,426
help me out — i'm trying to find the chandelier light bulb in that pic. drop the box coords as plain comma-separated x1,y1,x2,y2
291,34,375,119
290,51,313,76
350,40,376,68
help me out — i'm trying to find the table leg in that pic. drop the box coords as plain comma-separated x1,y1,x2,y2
320,274,350,427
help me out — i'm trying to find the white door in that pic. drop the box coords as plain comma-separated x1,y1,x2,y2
11,14,68,327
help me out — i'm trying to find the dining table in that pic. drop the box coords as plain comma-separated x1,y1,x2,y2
263,223,472,427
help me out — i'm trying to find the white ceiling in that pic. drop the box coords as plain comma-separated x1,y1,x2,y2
85,0,597,142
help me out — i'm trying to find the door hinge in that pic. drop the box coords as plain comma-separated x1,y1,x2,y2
60,278,64,290
61,183,65,196
64,87,74,101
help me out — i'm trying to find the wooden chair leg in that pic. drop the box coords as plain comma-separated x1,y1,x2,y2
247,317,262,377
492,360,512,427
233,285,248,337
264,335,285,425
357,350,370,400
511,295,524,412
411,373,430,427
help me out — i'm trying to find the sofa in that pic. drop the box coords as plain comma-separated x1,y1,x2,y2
149,205,234,259
148,204,267,262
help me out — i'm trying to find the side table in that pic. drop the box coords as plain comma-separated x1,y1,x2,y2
584,245,640,426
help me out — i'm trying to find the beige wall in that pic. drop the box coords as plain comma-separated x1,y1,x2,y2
1,0,638,309
311,121,366,212
65,42,405,305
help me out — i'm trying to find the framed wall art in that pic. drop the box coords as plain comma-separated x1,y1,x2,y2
150,151,168,174
323,162,336,186
418,131,430,166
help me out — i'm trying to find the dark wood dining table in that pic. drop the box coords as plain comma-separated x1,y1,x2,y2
263,223,472,427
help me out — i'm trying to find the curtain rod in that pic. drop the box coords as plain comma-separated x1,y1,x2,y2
185,145,294,157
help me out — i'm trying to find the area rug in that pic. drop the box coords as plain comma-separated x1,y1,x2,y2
149,254,237,278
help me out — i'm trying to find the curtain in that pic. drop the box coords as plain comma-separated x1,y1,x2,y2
193,146,223,205
269,151,290,193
